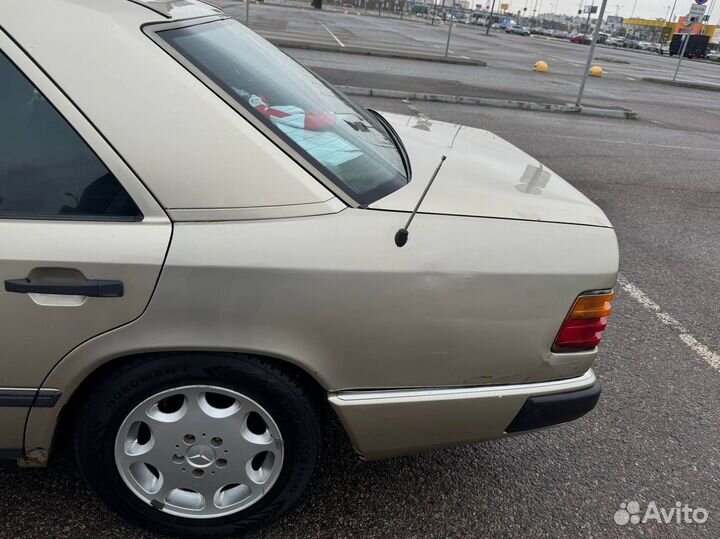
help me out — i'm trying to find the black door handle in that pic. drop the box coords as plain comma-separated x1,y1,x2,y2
4,278,124,298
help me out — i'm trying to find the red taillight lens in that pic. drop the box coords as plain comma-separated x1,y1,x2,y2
553,292,614,352
554,316,608,350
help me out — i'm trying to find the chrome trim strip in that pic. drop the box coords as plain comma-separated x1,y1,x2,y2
166,198,346,222
127,0,172,18
332,370,596,402
0,388,62,408
127,0,222,18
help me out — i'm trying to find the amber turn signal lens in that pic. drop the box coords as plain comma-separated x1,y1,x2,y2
553,291,615,352
567,293,614,320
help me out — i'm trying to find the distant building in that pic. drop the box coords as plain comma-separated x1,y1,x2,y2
605,15,623,32
622,17,719,42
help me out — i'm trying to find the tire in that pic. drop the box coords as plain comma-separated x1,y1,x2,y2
74,354,322,538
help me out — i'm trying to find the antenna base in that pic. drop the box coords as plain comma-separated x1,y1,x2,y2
394,228,409,247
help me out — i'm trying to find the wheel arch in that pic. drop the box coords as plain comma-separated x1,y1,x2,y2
24,349,330,466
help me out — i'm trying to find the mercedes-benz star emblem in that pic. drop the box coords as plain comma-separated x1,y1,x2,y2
186,444,216,467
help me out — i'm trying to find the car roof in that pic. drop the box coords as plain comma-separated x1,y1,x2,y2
2,0,221,24
0,0,336,215
126,0,221,19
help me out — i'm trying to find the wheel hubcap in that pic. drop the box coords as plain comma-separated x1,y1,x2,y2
114,385,284,519
187,444,216,467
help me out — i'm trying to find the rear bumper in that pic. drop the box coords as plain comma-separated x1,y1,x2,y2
329,369,599,459
505,381,600,433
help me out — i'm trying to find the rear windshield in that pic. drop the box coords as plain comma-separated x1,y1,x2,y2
158,18,408,205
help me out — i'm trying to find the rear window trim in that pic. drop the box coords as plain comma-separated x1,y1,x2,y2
143,16,401,208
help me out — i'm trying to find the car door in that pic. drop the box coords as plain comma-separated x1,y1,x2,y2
0,42,171,434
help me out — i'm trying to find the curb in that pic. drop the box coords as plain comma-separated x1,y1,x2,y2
337,86,639,119
269,39,487,66
641,77,720,92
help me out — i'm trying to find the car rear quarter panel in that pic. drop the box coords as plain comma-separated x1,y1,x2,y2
33,207,615,392
26,209,618,455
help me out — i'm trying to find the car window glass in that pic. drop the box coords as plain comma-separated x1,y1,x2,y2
158,19,408,206
0,51,141,220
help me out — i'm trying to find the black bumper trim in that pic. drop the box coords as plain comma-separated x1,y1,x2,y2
505,381,601,433
0,389,62,408
0,448,23,460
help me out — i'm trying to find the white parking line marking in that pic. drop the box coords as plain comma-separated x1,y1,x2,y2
320,22,345,47
618,275,720,372
547,134,716,152
626,76,637,81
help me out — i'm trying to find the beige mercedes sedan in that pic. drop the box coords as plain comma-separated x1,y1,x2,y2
0,0,618,537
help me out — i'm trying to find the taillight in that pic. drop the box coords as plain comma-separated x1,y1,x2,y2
553,291,614,352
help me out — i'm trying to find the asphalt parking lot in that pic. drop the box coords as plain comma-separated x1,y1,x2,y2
218,1,720,127
2,3,720,539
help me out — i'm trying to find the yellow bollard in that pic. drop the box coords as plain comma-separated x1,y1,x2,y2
533,60,549,73
589,66,603,77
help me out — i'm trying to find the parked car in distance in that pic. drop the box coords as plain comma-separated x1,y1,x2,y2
707,50,720,61
571,33,593,44
668,33,709,58
637,41,659,52
469,13,489,25
508,25,531,35
605,36,625,47
0,0,619,538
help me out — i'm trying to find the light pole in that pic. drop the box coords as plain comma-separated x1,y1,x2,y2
630,0,637,19
673,31,690,81
584,0,595,33
576,0,608,107
486,0,496,35
629,0,637,18
668,0,678,26
444,0,456,56
662,0,678,44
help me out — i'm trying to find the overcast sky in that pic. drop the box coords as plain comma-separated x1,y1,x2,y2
483,0,719,23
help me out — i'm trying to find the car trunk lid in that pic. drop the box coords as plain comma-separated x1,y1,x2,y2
370,112,612,228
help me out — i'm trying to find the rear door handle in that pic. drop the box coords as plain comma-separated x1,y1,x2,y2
4,278,124,298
